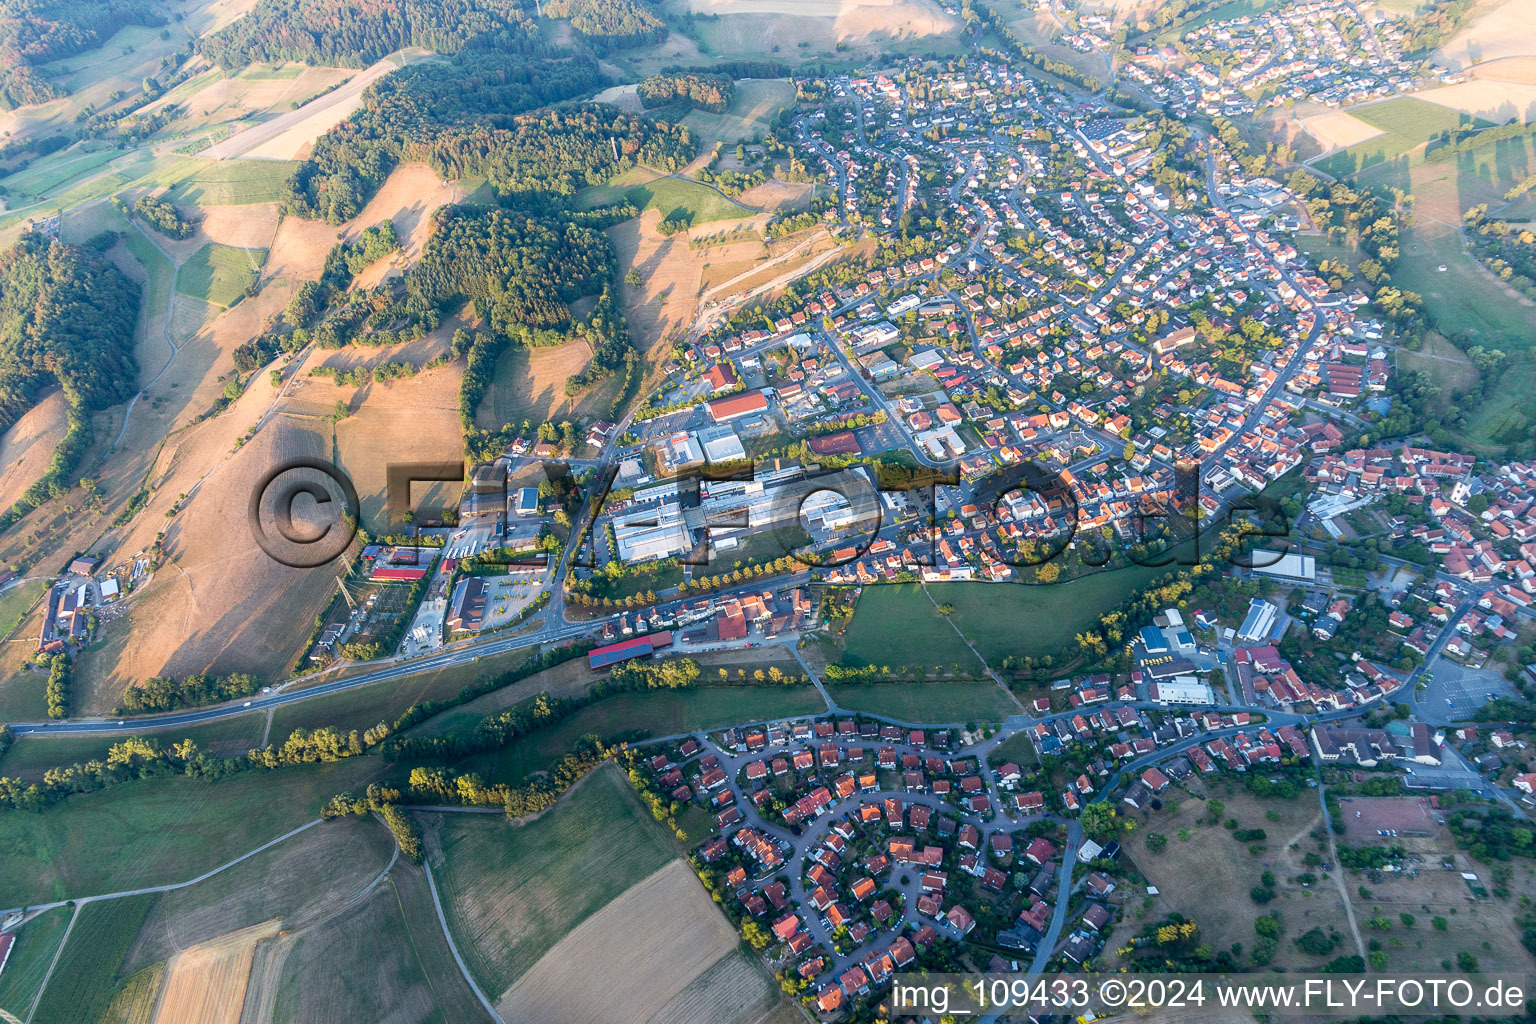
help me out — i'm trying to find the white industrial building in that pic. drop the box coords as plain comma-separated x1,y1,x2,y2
1251,549,1316,583
1149,676,1215,705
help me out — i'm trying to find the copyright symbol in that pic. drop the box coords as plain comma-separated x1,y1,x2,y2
1098,979,1127,1008
248,457,360,569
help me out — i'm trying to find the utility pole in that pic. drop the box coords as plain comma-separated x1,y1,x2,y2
336,575,357,611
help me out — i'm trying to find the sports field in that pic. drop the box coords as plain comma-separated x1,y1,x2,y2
175,243,268,307
1316,98,1487,178
423,763,677,994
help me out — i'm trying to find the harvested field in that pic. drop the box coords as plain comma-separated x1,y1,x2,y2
0,388,69,512
1472,55,1536,83
124,817,396,974
1436,0,1536,69
423,763,677,994
154,919,281,1024
593,83,644,111
1417,79,1536,123
341,162,461,274
640,948,781,1024
681,0,961,55
101,964,163,1024
736,179,813,211
206,53,416,162
1301,109,1384,152
498,859,746,1022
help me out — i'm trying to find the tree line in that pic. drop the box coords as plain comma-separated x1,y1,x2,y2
115,671,261,715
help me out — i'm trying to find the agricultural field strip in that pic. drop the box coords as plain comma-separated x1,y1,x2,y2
421,859,506,1024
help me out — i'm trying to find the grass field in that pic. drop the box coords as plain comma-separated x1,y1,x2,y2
0,758,383,905
1120,785,1346,971
1317,98,1487,178
156,159,301,206
986,730,1037,768
1394,222,1533,345
122,816,395,974
175,242,267,307
424,763,677,994
1396,331,1481,417
0,578,46,638
0,906,72,1015
681,79,797,147
30,895,156,1024
450,685,827,783
1468,356,1536,448
576,168,755,227
846,560,1185,669
0,712,266,780
269,878,450,1024
823,680,1016,722
841,583,986,671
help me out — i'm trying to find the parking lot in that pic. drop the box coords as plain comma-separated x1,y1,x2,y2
1421,660,1516,717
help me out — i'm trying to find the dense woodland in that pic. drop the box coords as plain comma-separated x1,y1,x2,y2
0,0,162,109
197,0,539,69
542,0,666,51
281,52,627,221
637,71,734,112
0,232,140,531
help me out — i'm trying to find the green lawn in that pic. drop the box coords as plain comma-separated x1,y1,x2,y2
175,242,267,307
575,169,753,227
0,712,266,779
824,681,1016,723
0,757,384,905
155,158,301,205
1317,98,1487,178
0,146,123,198
841,583,987,671
425,762,676,994
0,579,46,639
449,685,827,783
0,906,72,1015
29,894,155,1024
681,78,796,146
